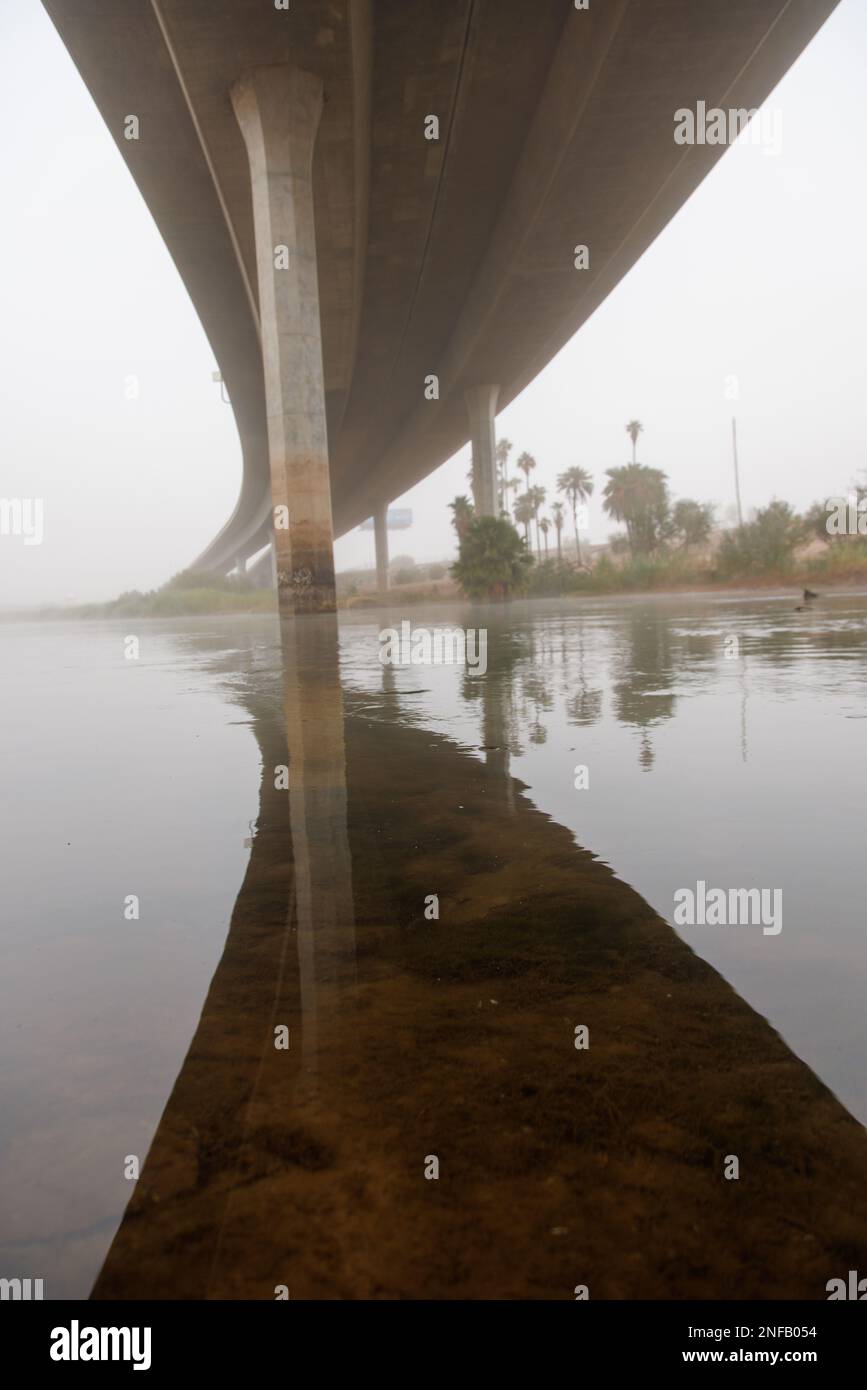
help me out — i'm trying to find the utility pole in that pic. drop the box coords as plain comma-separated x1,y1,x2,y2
732,417,743,527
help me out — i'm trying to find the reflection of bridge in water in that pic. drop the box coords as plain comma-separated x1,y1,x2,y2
93,616,867,1300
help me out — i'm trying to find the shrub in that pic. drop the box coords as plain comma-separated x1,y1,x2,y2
452,515,534,600
715,500,801,577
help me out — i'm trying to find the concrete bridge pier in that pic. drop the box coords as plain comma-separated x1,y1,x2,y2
373,503,389,594
464,385,500,518
232,65,336,615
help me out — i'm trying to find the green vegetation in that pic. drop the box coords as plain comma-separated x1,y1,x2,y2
451,515,533,600
602,463,670,554
447,495,474,542
669,498,715,550
523,553,703,598
715,500,802,577
512,492,534,547
556,466,594,563
72,568,276,618
447,422,867,602
63,443,867,619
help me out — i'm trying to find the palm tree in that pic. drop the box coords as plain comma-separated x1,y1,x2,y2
557,466,594,564
516,451,537,493
626,419,643,465
602,463,669,554
539,516,551,559
529,484,547,557
496,438,513,514
502,475,521,511
551,501,565,562
513,493,534,547
602,467,632,543
451,515,534,601
448,494,475,542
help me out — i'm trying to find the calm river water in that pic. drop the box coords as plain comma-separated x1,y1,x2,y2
1,589,865,1297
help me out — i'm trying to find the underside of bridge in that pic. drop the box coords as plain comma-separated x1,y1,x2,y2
44,0,839,608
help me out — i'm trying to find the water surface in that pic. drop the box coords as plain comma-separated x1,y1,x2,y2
341,590,867,1125
2,591,866,1298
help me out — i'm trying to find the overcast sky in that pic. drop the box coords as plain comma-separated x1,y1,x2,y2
2,0,865,606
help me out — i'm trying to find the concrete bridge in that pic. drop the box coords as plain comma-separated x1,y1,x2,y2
44,0,838,611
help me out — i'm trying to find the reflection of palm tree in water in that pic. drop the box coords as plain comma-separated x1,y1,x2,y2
472,618,606,749
553,617,604,730
612,609,678,769
454,607,674,770
567,686,603,726
522,667,552,746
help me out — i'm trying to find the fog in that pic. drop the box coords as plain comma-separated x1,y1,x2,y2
1,0,864,607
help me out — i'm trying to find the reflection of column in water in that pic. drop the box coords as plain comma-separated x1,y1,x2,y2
278,613,356,1080
380,651,398,703
482,668,515,809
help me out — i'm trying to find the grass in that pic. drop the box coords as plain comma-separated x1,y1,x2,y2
521,541,867,600
107,586,277,617
59,576,277,620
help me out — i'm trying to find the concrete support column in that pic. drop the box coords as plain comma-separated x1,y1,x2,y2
464,384,500,518
232,66,336,615
373,503,389,593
